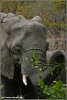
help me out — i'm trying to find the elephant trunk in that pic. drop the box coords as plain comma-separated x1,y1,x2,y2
46,50,66,64
21,48,48,86
21,49,66,86
44,50,66,85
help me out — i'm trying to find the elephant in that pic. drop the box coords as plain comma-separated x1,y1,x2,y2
1,12,66,99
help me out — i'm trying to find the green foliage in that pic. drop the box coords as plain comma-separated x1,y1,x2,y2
26,50,40,70
20,57,23,61
0,85,4,100
50,22,66,29
49,62,66,75
0,85,4,89
54,1,66,12
38,80,66,99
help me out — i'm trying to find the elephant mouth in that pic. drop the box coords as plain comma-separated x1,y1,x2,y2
21,63,49,86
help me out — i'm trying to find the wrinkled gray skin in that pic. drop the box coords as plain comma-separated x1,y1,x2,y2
1,13,48,98
1,13,65,99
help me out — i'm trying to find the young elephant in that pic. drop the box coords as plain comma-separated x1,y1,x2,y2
1,13,66,99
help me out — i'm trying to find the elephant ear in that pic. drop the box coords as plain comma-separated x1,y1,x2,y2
1,26,14,79
1,45,14,79
31,16,42,23
1,13,26,79
1,13,17,79
45,50,66,85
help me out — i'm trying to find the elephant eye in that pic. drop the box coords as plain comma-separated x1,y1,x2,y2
12,47,21,55
15,47,21,54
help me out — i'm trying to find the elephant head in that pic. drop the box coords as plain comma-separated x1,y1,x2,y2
1,13,48,86
1,13,66,87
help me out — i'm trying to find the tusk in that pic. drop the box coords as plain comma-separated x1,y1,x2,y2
22,75,27,86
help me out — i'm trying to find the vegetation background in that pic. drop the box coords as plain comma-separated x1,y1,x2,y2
1,0,66,51
1,0,66,99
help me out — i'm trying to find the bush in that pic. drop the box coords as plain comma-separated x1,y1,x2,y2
38,80,66,99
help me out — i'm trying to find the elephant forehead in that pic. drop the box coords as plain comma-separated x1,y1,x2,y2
20,20,45,30
11,20,45,32
9,21,46,47
10,21,46,39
